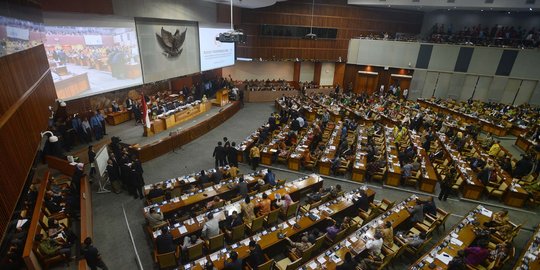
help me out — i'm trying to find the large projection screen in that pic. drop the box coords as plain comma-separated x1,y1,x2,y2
199,27,235,72
43,16,143,101
135,18,200,83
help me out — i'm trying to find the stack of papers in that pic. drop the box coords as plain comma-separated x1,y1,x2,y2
436,252,453,265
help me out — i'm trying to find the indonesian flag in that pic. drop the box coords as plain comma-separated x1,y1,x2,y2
141,93,151,129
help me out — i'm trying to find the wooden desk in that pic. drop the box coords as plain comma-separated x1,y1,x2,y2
213,89,229,107
146,174,323,217
302,195,418,270
436,134,484,200
189,187,376,269
78,176,93,270
409,131,438,193
318,121,344,176
150,175,329,242
512,225,540,270
144,101,211,137
516,135,536,152
384,127,402,187
106,110,131,125
288,126,314,171
410,205,492,270
246,90,298,103
23,171,50,270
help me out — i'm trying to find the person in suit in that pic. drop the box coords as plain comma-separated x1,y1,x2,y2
71,163,84,197
198,170,210,188
337,252,356,270
147,185,165,201
263,169,277,186
353,190,370,212
106,159,121,194
213,142,226,168
156,227,175,254
236,177,248,198
125,98,134,111
88,145,96,179
227,142,238,167
246,240,265,269
81,237,108,270
144,207,167,228
224,211,243,239
224,251,243,270
131,156,145,199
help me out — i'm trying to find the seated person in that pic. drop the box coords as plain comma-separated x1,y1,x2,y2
421,196,437,216
484,209,509,227
263,169,277,186
144,207,167,228
224,251,243,270
305,228,323,244
35,233,71,260
246,240,265,268
380,221,394,247
274,194,293,214
325,217,343,241
464,240,490,266
156,227,175,254
235,177,248,198
147,184,165,201
337,252,357,270
198,170,210,187
181,234,203,251
365,231,384,256
402,232,427,248
223,211,243,238
490,223,513,241
353,190,370,212
357,254,382,270
210,169,223,185
489,242,512,263
285,236,311,257
206,196,224,209
448,250,467,270
240,196,256,223
330,184,343,199
256,193,272,216
202,212,221,239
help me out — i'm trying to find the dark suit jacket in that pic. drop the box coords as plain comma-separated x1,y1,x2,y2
156,233,175,254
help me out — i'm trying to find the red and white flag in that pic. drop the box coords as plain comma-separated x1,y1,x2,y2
141,93,151,129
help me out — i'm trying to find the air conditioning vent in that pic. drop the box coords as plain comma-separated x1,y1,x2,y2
412,0,420,2
447,0,455,3
526,0,535,4
485,0,494,3
379,0,387,2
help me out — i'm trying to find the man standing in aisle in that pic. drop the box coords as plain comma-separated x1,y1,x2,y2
90,112,103,140
213,141,226,168
249,144,260,171
81,237,108,270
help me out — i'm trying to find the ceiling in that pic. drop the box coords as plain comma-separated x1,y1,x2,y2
347,0,540,12
202,0,287,9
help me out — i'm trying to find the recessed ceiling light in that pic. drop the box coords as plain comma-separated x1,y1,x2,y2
530,8,533,11
508,11,511,14
481,9,484,11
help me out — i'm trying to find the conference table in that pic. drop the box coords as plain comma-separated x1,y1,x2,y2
260,124,291,166
188,186,376,269
287,126,314,171
149,174,326,241
351,126,369,182
318,121,344,176
236,128,262,163
512,225,540,270
144,100,212,137
409,131,439,193
106,110,131,125
143,170,271,216
410,205,492,269
516,134,538,152
383,126,402,187
301,195,418,270
436,133,485,200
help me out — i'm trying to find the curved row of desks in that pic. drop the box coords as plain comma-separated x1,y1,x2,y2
131,101,241,162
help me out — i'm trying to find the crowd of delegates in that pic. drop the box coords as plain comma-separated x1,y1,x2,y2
428,23,540,48
244,78,293,91
0,165,109,270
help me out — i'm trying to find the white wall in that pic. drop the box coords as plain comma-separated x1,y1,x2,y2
320,62,335,86
222,61,295,81
299,62,315,82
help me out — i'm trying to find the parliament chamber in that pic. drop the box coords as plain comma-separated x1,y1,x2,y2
1,0,540,270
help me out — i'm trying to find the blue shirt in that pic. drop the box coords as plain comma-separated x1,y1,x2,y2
90,116,101,127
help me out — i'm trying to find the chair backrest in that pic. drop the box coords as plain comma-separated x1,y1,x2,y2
284,201,299,219
277,179,286,186
285,257,302,270
231,223,245,242
265,209,280,226
187,241,204,261
250,215,265,233
260,184,271,192
151,195,165,204
170,188,182,198
157,251,177,269
208,233,224,252
498,182,508,191
231,195,243,203
213,200,225,209
320,193,331,203
258,259,275,270
313,233,327,251
334,228,348,242
300,244,316,263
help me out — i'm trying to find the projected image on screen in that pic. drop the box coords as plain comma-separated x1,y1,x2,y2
0,16,44,57
199,28,235,72
44,24,142,100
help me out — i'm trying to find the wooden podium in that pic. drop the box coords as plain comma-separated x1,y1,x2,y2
212,89,229,107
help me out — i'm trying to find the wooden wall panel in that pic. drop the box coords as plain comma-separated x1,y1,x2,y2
236,0,423,61
42,0,113,14
0,45,57,241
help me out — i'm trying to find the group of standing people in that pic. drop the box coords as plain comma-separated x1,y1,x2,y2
105,137,146,198
212,137,239,168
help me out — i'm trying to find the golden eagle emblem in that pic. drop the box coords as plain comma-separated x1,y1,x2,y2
156,27,187,58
